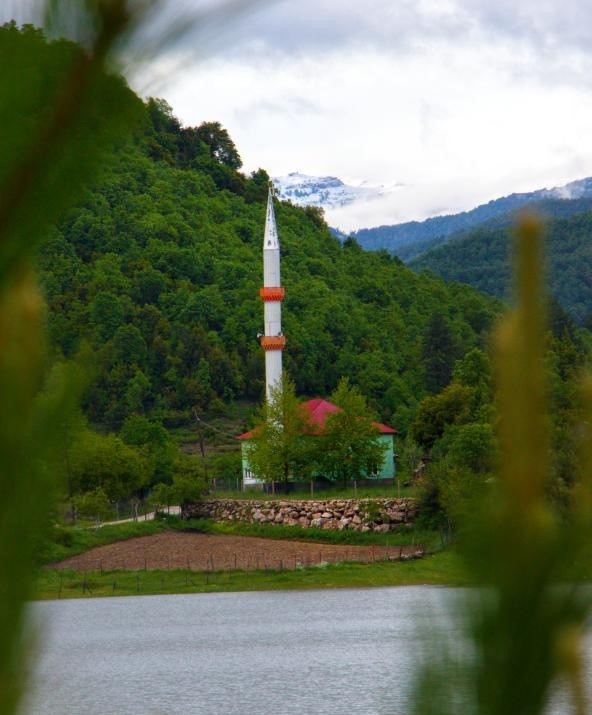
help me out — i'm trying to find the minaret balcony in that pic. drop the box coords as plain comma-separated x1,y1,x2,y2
259,286,285,302
260,335,287,351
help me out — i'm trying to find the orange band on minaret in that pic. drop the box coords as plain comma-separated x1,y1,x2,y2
260,335,286,351
259,286,285,301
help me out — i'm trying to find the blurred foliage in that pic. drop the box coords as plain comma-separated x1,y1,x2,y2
412,217,592,715
0,5,150,715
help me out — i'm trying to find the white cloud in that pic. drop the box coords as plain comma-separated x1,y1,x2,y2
7,0,592,230
150,22,592,230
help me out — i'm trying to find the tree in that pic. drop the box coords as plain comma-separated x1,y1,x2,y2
74,487,112,522
69,430,151,503
411,382,475,451
195,121,242,169
422,311,457,394
171,455,205,505
316,378,386,489
245,376,313,490
453,347,491,391
446,422,496,474
120,415,176,486
149,481,174,513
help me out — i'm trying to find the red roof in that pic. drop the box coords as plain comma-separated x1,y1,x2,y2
237,398,397,439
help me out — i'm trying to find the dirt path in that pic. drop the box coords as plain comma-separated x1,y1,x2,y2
52,533,424,572
99,506,181,527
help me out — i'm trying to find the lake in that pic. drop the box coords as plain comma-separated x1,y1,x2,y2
22,587,456,715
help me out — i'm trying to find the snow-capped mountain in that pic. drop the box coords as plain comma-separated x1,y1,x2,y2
273,172,386,210
540,176,592,200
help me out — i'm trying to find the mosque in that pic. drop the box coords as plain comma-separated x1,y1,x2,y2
238,186,397,488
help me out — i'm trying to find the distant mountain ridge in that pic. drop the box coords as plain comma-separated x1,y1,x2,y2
410,209,592,324
352,176,592,260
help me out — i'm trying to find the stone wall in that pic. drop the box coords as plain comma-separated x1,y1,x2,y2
182,498,417,533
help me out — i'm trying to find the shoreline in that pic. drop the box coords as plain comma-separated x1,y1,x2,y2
35,551,467,600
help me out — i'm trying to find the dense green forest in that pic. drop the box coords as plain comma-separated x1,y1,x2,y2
410,211,592,323
38,99,501,435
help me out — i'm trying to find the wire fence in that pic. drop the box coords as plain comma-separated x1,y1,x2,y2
50,543,425,576
48,543,426,598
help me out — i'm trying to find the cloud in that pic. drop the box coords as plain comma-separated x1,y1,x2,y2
205,0,473,58
463,0,592,52
156,0,592,69
7,0,592,231
157,38,592,229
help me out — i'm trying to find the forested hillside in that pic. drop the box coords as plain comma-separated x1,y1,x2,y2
352,183,592,260
411,211,592,324
37,99,500,432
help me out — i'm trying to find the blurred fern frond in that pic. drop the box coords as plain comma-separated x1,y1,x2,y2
413,215,592,715
0,3,150,713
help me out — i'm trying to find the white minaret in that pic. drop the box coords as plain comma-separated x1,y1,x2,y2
259,185,285,402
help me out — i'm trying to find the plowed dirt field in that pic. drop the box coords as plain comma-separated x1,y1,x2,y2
53,532,423,572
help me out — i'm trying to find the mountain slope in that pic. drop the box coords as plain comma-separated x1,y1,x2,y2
411,211,592,323
37,101,501,432
353,179,592,259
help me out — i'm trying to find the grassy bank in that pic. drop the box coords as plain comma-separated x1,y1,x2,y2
36,550,466,600
37,517,461,599
40,520,166,565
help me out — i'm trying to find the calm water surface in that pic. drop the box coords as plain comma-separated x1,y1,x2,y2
22,586,456,715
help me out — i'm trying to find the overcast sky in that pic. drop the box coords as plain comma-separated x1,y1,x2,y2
6,0,592,230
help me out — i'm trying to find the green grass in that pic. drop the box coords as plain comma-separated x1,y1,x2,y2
211,484,419,500
39,520,166,565
192,518,441,550
36,550,467,600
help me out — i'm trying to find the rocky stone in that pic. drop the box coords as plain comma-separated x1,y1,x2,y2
182,497,417,533
373,524,391,533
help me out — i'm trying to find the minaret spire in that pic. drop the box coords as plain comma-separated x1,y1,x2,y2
259,184,285,402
